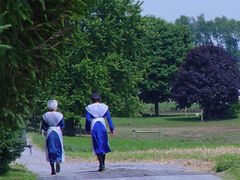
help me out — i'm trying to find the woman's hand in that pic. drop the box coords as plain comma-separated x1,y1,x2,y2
110,130,114,136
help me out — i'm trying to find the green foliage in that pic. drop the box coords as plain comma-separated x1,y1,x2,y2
0,0,93,174
0,129,25,174
176,14,240,62
141,102,201,114
0,164,37,180
0,0,93,129
227,100,240,118
171,45,240,119
215,154,240,172
42,0,145,119
139,16,193,115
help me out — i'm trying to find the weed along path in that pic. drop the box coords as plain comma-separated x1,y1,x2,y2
16,145,223,180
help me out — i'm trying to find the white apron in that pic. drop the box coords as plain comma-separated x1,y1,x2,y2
42,112,65,162
45,126,65,162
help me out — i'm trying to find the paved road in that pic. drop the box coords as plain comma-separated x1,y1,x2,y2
16,145,223,180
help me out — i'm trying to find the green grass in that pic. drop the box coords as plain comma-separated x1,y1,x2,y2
30,115,240,180
141,102,201,114
30,132,240,158
105,115,240,128
0,164,37,180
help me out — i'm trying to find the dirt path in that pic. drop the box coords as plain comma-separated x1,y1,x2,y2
15,143,223,180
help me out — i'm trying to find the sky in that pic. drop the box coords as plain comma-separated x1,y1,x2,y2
140,0,240,22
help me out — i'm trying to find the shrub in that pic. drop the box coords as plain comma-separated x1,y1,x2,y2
0,129,26,174
215,154,240,172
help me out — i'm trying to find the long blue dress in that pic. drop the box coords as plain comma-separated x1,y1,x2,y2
42,112,65,163
85,103,114,155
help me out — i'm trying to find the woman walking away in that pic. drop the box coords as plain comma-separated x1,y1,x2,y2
85,93,114,172
42,100,65,175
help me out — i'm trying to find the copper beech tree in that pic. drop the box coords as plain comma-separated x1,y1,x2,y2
171,45,240,119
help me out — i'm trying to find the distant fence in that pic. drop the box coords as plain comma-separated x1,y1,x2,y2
132,130,161,141
145,109,203,122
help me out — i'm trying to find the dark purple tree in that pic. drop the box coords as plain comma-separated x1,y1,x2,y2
171,45,240,119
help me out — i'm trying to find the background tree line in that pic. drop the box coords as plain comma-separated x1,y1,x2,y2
176,14,240,62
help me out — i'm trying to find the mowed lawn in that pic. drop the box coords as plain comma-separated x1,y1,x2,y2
0,164,37,180
111,116,240,143
30,115,240,180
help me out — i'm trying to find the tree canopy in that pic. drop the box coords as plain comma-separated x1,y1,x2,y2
139,16,193,115
41,0,145,120
176,14,240,62
171,45,240,119
0,0,93,174
0,0,92,130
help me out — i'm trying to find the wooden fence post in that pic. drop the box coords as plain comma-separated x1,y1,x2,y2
132,130,136,140
129,119,132,125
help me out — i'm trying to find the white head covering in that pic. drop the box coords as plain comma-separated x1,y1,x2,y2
47,100,58,111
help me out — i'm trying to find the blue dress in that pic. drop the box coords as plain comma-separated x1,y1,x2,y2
85,103,114,155
42,112,65,163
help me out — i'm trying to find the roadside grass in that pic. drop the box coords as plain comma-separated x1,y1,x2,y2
30,115,240,180
31,132,240,179
0,164,37,180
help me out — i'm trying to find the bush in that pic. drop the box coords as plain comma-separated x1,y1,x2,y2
215,154,240,172
63,112,81,136
228,100,240,118
216,161,236,172
0,129,26,174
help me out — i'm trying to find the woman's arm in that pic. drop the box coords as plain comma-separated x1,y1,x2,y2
41,120,48,131
104,109,114,133
57,118,65,130
85,111,91,133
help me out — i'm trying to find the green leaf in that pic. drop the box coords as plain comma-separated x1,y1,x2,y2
0,24,12,31
0,44,12,49
38,0,46,10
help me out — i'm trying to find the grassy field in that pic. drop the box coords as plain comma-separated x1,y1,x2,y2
30,115,240,180
0,164,37,180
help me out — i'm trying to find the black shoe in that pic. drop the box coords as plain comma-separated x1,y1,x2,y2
56,162,60,173
98,165,104,172
51,171,56,175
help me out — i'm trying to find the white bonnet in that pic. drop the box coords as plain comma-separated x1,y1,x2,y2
47,100,58,111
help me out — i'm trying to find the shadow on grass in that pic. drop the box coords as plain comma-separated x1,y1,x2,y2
165,116,239,122
164,116,201,122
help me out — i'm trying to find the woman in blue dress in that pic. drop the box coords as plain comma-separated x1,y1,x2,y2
85,93,114,171
42,100,65,175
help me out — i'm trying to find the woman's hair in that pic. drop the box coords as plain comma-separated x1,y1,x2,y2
91,93,101,103
47,100,58,111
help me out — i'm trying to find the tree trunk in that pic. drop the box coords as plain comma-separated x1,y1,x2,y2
204,104,213,120
208,108,212,120
154,101,159,116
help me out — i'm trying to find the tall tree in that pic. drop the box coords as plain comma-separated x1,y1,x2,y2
43,0,145,119
176,14,240,62
0,0,92,129
139,16,193,115
171,45,240,119
0,0,92,173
